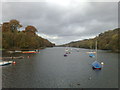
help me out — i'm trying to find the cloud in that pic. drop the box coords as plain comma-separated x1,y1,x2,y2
2,1,118,45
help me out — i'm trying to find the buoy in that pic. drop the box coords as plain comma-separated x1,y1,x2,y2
27,56,30,58
101,62,104,65
89,77,92,80
12,61,16,64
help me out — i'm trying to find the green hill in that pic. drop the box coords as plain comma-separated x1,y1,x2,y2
61,28,119,53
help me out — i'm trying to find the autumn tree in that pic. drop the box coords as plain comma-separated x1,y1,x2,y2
2,22,10,32
9,19,22,32
2,20,55,49
25,25,37,35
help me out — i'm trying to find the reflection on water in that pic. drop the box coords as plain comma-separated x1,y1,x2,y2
2,47,118,88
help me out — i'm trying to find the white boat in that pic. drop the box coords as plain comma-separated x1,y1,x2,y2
7,51,14,53
15,50,22,53
0,60,13,66
86,51,96,54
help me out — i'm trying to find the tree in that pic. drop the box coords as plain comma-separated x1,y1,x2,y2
25,25,37,35
2,22,10,32
9,19,22,32
62,28,119,52
2,20,55,49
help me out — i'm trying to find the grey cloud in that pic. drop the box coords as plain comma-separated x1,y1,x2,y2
2,2,118,45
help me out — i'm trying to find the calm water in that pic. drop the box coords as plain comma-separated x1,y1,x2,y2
2,47,118,88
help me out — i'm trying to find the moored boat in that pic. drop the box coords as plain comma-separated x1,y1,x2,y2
91,41,102,70
0,60,13,66
15,50,22,53
64,54,67,57
89,53,95,57
92,61,102,70
86,51,96,54
22,51,39,53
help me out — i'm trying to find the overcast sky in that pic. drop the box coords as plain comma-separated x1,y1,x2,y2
1,0,118,45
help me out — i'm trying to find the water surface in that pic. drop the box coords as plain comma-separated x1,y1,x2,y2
2,47,118,88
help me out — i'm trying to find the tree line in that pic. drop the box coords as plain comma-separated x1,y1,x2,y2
61,28,119,53
1,19,55,50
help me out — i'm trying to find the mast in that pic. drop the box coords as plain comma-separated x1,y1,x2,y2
89,42,92,52
96,40,97,61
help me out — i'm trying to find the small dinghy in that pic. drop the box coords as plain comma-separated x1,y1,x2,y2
92,61,102,70
89,53,95,58
66,52,71,54
64,54,67,57
68,52,71,54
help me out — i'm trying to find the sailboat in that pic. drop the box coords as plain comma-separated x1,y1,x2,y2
64,46,71,55
92,41,102,70
64,47,68,57
88,43,95,58
92,61,102,70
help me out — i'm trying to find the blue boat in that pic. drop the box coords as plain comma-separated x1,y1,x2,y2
92,61,102,70
89,53,95,57
91,41,102,70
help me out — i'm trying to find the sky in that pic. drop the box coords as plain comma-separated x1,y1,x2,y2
1,0,119,45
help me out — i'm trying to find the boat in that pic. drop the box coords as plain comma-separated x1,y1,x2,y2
86,51,96,54
91,41,102,70
89,53,95,57
66,51,71,54
14,56,24,59
22,51,39,54
65,48,69,52
65,47,70,54
92,61,102,70
64,54,67,57
88,50,95,57
87,42,96,57
68,52,71,54
15,50,22,53
76,49,80,52
7,51,14,54
0,60,13,66
2,56,24,59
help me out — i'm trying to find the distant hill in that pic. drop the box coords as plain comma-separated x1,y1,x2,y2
61,28,119,53
1,19,55,50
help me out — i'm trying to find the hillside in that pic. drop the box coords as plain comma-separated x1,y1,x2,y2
1,19,55,50
61,28,119,53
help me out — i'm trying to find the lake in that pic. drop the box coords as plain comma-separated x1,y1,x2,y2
2,47,118,88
